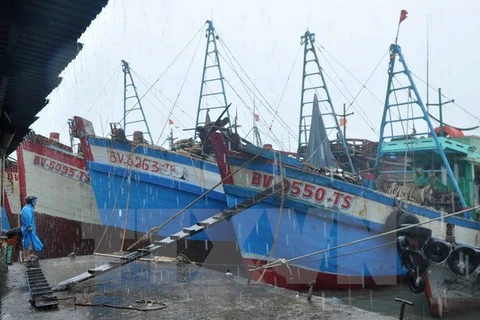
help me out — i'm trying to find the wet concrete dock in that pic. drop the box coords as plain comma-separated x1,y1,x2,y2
1,255,397,320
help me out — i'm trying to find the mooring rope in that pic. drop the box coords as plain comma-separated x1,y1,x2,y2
249,205,480,272
94,143,143,253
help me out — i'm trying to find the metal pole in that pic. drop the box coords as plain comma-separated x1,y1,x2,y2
438,88,443,137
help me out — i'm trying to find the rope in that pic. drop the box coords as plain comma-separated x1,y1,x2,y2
315,43,386,136
284,241,396,265
156,30,204,145
120,152,135,251
119,24,205,125
75,299,167,311
257,152,286,282
268,46,301,133
94,144,142,253
127,144,266,250
411,71,480,124
249,204,480,272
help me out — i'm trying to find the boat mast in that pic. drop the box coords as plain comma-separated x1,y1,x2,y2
374,44,468,211
195,20,231,139
121,59,153,144
297,30,355,173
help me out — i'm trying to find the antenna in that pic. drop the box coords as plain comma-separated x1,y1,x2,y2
195,20,231,139
426,15,429,111
297,30,355,173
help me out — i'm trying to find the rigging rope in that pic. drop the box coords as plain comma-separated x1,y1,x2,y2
411,72,480,124
156,30,204,146
315,43,384,136
217,54,292,149
57,64,121,139
118,24,205,125
268,46,301,135
218,38,298,141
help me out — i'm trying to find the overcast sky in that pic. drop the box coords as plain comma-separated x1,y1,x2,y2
31,0,480,151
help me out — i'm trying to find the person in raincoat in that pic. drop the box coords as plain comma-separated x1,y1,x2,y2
21,195,43,261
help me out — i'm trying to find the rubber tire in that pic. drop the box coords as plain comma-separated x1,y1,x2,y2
384,210,420,232
397,212,420,225
424,239,451,263
400,248,430,275
397,224,432,240
407,272,425,294
447,245,480,276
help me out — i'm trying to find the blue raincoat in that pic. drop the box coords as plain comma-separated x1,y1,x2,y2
21,204,43,251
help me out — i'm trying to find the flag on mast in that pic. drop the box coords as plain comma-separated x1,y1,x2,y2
399,9,408,24
395,9,408,44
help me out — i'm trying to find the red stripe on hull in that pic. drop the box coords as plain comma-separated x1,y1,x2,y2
423,272,480,317
242,258,404,290
18,140,87,170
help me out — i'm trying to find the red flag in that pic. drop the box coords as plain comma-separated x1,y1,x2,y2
399,9,408,24
168,119,174,125
254,114,260,122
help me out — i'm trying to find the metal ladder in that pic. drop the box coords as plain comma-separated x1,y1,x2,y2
26,260,60,309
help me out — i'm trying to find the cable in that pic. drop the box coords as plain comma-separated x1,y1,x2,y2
156,29,204,145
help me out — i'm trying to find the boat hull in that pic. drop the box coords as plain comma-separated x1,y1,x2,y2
209,133,480,293
10,135,103,259
85,136,236,244
225,184,404,290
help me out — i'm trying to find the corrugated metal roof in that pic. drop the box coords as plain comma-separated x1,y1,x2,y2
0,0,109,155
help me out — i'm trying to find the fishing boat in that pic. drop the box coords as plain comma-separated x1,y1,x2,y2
6,132,110,259
207,32,480,303
373,43,480,317
3,160,21,261
70,21,241,262
2,160,17,233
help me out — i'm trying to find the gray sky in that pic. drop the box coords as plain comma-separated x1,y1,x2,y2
31,0,480,151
